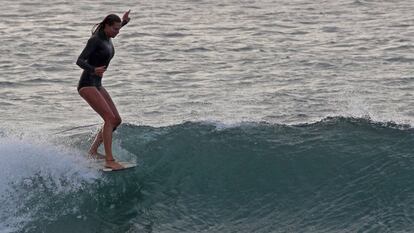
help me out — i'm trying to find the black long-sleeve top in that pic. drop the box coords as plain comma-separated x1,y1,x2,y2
76,29,114,90
76,20,127,91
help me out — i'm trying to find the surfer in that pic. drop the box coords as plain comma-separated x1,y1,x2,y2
76,10,131,170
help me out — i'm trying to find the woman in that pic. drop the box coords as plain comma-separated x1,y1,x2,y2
76,10,131,170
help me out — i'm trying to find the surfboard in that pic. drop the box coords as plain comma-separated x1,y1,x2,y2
102,161,137,172
89,160,137,172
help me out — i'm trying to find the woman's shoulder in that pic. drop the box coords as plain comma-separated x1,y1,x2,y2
89,33,100,41
86,34,103,46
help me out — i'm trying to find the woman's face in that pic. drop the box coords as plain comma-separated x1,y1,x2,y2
104,22,122,38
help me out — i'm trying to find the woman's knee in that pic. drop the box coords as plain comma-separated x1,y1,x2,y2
105,116,121,128
115,117,122,127
111,117,122,132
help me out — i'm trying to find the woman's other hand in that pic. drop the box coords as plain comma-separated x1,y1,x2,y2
94,66,106,77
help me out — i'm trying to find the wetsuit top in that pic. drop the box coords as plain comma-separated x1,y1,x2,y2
76,29,114,91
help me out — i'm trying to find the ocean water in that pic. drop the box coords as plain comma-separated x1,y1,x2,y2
0,0,413,232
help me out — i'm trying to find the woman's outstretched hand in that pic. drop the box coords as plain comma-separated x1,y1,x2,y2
122,10,131,23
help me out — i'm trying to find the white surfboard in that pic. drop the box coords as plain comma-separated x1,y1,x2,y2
102,161,137,172
89,160,137,172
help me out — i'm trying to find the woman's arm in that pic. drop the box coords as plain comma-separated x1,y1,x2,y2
76,37,98,73
121,9,131,28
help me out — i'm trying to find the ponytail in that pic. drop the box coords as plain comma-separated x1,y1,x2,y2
91,21,105,35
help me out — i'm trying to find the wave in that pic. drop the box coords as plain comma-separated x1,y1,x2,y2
2,117,414,233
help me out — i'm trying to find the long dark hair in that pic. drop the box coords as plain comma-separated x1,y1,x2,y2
91,14,122,35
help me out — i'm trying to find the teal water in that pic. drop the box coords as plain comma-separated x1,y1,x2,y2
2,118,413,232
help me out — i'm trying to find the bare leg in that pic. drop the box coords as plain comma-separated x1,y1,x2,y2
88,128,105,159
98,87,122,168
102,119,115,160
98,87,122,127
89,87,122,157
79,87,123,170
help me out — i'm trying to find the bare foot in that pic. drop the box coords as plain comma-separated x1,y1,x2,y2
88,152,105,160
105,160,124,170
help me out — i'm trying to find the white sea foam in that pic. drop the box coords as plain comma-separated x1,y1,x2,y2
0,135,100,233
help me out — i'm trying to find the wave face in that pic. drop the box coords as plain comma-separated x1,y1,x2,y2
3,117,414,233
